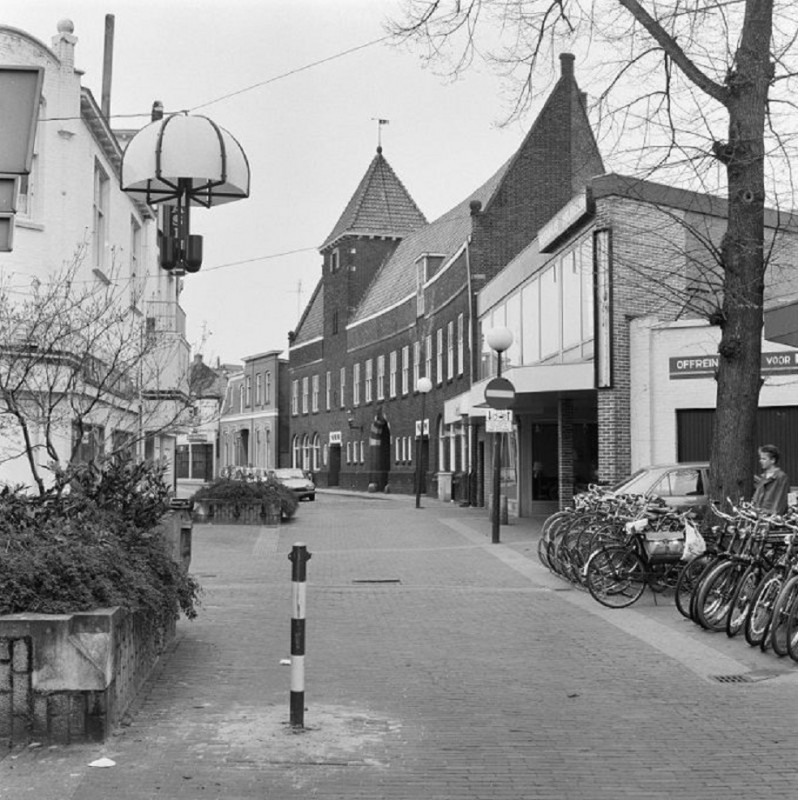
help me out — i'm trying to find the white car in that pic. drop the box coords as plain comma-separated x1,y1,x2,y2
270,468,316,501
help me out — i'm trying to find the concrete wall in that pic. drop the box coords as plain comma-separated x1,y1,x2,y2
0,608,175,746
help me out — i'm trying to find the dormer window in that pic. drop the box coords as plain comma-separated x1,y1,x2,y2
330,249,339,273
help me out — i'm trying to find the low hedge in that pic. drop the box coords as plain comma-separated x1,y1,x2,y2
0,457,200,619
192,475,298,519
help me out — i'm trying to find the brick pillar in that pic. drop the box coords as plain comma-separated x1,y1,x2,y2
558,399,574,510
597,388,632,485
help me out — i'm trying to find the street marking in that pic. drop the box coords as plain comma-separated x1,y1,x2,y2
253,528,279,557
440,517,753,682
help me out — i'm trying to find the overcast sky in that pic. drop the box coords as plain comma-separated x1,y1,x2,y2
6,0,566,365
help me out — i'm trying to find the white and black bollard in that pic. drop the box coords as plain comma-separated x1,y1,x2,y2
288,542,311,728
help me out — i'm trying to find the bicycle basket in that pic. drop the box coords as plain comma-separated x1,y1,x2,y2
643,528,685,560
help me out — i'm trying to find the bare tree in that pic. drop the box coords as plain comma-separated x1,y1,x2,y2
0,254,191,494
392,0,798,505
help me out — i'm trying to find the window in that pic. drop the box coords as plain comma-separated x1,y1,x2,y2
353,363,361,406
457,313,464,376
540,263,561,358
389,351,397,398
312,374,319,412
376,355,385,401
521,281,540,364
130,217,142,308
395,437,401,463
416,257,426,316
256,374,263,405
401,345,409,395
425,335,433,385
192,444,214,481
17,148,38,220
436,329,443,385
92,162,109,269
413,341,421,389
346,442,351,463
365,359,373,403
301,376,309,414
291,381,299,415
72,423,105,464
239,383,244,413
325,370,331,411
562,249,581,349
332,310,339,335
265,371,272,404
580,238,594,342
330,249,339,272
175,445,190,479
245,376,251,407
340,367,346,408
447,320,454,380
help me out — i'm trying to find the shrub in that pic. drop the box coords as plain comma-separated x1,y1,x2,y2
192,474,298,519
0,457,201,620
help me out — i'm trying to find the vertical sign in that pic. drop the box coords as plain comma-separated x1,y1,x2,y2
594,228,612,388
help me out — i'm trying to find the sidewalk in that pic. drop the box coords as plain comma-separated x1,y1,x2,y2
3,494,798,799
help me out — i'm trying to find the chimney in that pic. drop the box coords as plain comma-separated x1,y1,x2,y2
151,101,164,121
52,19,77,70
101,15,115,119
560,52,575,79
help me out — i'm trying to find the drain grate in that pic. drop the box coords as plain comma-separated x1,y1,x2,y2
711,674,754,684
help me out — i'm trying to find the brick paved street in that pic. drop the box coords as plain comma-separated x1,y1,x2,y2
3,492,798,799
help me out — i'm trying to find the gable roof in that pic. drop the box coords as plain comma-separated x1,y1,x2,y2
320,147,427,251
291,278,324,346
352,160,512,322
351,52,604,324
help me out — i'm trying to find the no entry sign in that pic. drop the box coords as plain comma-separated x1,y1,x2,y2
484,377,515,409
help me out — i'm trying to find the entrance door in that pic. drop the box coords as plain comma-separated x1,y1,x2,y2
328,444,341,487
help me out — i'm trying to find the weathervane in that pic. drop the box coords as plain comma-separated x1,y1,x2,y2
371,117,389,149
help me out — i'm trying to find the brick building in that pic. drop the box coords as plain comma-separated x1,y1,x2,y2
288,53,604,500
466,174,798,514
218,351,289,476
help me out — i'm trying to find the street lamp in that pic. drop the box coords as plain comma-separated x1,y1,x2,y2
415,377,433,509
486,326,514,543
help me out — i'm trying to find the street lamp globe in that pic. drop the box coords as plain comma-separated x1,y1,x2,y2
416,376,433,394
486,326,513,354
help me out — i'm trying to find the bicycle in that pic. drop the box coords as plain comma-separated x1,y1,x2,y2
584,511,694,608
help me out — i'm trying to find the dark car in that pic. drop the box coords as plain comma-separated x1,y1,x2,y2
610,462,710,515
270,468,316,501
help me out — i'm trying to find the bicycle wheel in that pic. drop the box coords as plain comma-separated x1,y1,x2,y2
586,546,646,608
694,560,746,631
674,554,714,620
769,575,798,656
726,564,763,638
745,571,783,648
785,587,798,662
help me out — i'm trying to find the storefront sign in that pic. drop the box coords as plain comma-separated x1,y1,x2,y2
670,351,798,379
329,431,342,445
486,409,513,433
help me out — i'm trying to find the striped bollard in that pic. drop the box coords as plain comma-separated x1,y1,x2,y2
288,542,312,728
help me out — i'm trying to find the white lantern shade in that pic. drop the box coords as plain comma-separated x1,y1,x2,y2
121,113,250,207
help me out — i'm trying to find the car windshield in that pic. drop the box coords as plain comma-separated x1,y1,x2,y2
273,469,306,480
611,468,661,495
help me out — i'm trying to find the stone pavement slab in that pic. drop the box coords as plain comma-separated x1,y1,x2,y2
3,494,798,799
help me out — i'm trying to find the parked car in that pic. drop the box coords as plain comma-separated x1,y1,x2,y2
609,462,710,515
269,468,316,501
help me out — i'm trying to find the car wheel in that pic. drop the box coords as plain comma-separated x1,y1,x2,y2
309,494,315,501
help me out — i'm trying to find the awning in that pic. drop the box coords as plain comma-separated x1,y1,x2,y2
764,300,798,347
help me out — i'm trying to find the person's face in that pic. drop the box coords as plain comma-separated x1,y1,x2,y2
759,450,776,470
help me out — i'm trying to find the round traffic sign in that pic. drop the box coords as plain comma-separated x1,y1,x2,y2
484,377,515,409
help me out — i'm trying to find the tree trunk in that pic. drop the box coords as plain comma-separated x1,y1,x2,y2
708,0,773,509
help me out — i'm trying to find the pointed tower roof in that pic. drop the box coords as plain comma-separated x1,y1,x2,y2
320,147,427,251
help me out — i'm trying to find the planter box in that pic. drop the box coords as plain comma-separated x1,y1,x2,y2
0,607,174,746
192,499,281,526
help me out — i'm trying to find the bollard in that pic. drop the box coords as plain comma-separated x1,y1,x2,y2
288,542,312,728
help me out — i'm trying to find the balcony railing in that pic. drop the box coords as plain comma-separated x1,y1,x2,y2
146,300,186,337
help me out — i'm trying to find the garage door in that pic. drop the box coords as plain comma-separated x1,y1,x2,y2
677,407,798,483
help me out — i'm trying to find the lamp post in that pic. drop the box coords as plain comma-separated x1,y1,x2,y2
486,326,514,543
415,377,433,509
